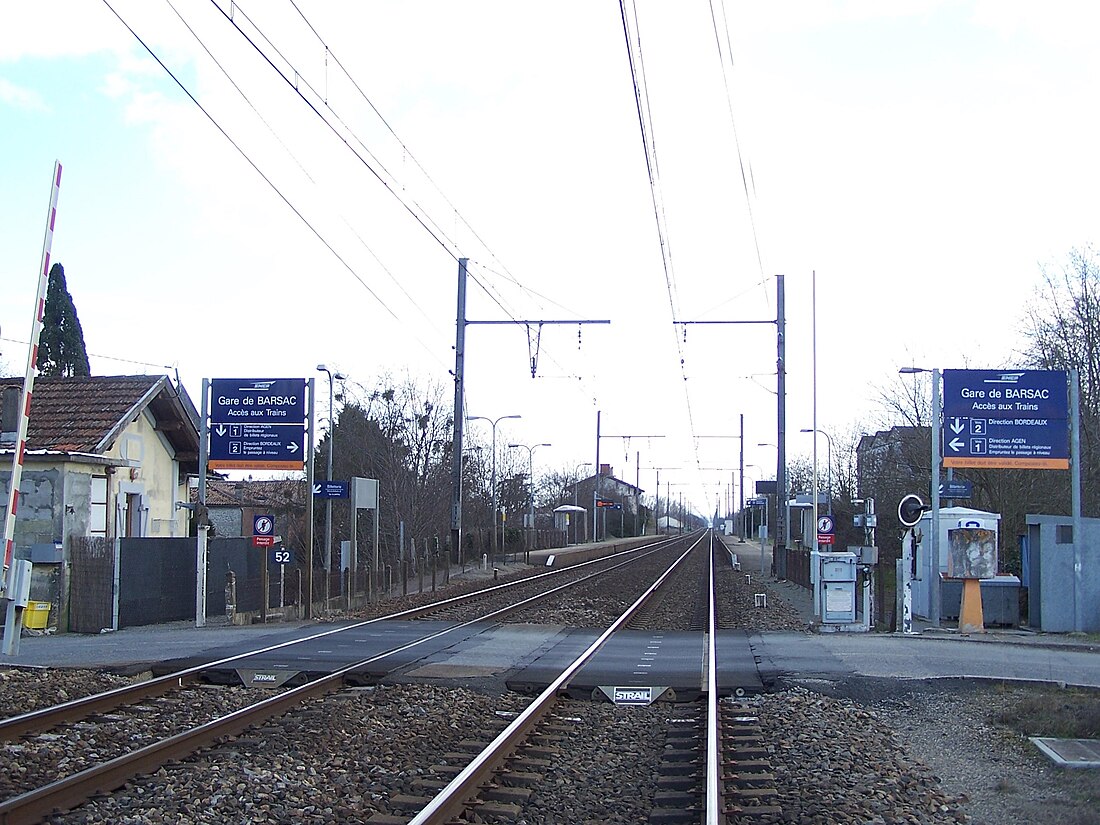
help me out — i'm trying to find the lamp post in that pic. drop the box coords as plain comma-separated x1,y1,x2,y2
508,442,550,557
316,365,346,582
899,366,941,627
467,414,521,558
800,428,833,516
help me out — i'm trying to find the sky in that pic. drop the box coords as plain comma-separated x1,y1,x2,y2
2,1,1099,517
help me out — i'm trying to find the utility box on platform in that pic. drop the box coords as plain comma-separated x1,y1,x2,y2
819,552,857,624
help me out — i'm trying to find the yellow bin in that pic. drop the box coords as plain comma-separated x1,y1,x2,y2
22,601,51,629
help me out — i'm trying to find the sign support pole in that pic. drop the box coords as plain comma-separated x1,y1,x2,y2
305,378,316,619
1070,369,1082,631
930,368,942,628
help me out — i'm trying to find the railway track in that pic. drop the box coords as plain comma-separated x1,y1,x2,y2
381,531,782,824
0,532,975,824
1,533,715,823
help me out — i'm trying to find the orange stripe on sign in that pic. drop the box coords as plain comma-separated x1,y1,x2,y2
207,459,306,471
944,456,1069,470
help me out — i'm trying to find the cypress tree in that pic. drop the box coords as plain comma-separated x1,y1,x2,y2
39,262,91,377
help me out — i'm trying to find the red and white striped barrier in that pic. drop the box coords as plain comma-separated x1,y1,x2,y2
2,161,62,589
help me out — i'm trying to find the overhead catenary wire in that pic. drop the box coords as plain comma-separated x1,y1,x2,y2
0,337,174,372
618,0,703,474
100,0,403,324
707,0,769,302
163,0,457,355
211,0,589,384
275,6,581,361
284,0,542,313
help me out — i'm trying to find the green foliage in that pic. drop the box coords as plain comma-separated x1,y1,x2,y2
39,263,90,377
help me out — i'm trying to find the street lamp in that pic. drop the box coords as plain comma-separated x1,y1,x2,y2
898,366,941,627
467,414,521,557
800,428,833,516
316,364,346,580
508,442,551,557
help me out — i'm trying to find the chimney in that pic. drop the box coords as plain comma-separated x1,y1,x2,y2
599,463,612,477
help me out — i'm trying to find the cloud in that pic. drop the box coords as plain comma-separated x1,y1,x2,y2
0,77,48,112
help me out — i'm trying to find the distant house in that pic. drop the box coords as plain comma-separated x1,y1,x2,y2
856,425,929,501
0,375,201,549
568,465,646,539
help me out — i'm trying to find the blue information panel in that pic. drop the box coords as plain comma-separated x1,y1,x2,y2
942,370,1068,469
269,547,293,565
211,378,306,422
938,479,973,499
209,378,307,470
313,481,349,499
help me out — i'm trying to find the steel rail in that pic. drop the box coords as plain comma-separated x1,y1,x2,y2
0,535,683,743
0,536,695,824
408,532,708,825
705,530,722,824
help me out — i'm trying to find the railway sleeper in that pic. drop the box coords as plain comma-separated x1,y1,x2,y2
652,789,700,808
466,799,524,820
656,759,700,776
480,783,533,804
386,792,434,810
723,803,784,819
649,804,703,824
508,755,553,772
660,747,702,763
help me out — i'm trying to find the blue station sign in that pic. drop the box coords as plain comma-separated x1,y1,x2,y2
208,378,307,470
942,370,1069,470
313,481,350,499
938,479,973,499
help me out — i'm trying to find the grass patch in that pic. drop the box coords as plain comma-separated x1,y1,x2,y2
995,687,1100,739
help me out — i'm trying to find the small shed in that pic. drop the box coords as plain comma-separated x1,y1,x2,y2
657,515,682,534
553,505,588,545
1024,514,1100,632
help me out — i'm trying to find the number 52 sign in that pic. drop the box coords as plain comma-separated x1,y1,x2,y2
268,548,292,565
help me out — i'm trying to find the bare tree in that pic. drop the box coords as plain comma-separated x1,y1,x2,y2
322,373,458,565
1021,245,1100,517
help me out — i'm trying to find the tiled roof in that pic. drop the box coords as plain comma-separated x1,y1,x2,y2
0,375,195,458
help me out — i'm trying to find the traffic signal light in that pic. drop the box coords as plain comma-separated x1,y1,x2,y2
897,494,927,528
